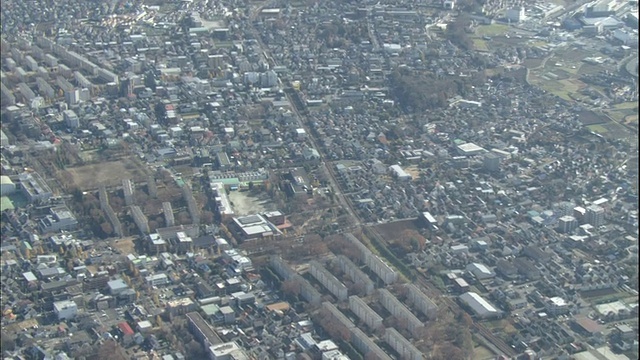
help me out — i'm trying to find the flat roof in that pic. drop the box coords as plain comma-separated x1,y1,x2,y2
23,272,37,282
266,302,290,312
244,224,273,235
573,316,603,334
201,304,220,316
457,142,486,153
1,197,14,211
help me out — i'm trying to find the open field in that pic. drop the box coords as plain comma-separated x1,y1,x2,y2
475,24,510,37
587,124,608,134
472,38,490,52
530,75,586,101
473,344,495,360
523,58,544,69
63,157,149,190
624,114,638,126
606,108,636,123
484,319,519,336
578,110,609,125
599,121,635,142
227,190,274,216
613,102,638,110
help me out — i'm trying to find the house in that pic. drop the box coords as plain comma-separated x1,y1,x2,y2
117,322,135,345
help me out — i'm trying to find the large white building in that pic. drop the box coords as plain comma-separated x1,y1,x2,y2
466,263,496,280
63,109,79,129
19,172,52,203
231,214,281,240
54,300,78,320
459,292,502,318
388,164,411,180
585,205,605,227
506,7,526,23
209,341,248,360
0,175,16,195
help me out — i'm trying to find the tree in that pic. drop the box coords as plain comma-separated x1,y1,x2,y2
186,340,206,359
201,210,214,224
445,13,473,51
432,343,465,360
399,229,426,252
1,332,15,351
176,211,190,225
100,222,114,236
281,280,301,297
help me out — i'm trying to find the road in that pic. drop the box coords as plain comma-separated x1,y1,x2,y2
248,3,516,358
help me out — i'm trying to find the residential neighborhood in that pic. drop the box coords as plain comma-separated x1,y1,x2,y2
0,0,638,360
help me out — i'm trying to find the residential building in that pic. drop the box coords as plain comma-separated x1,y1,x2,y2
53,300,78,320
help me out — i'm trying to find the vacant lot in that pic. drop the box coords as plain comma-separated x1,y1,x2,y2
112,237,136,255
374,219,421,241
580,288,618,299
63,157,149,190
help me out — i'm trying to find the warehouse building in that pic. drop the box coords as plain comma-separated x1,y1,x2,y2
459,292,502,319
466,263,496,280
